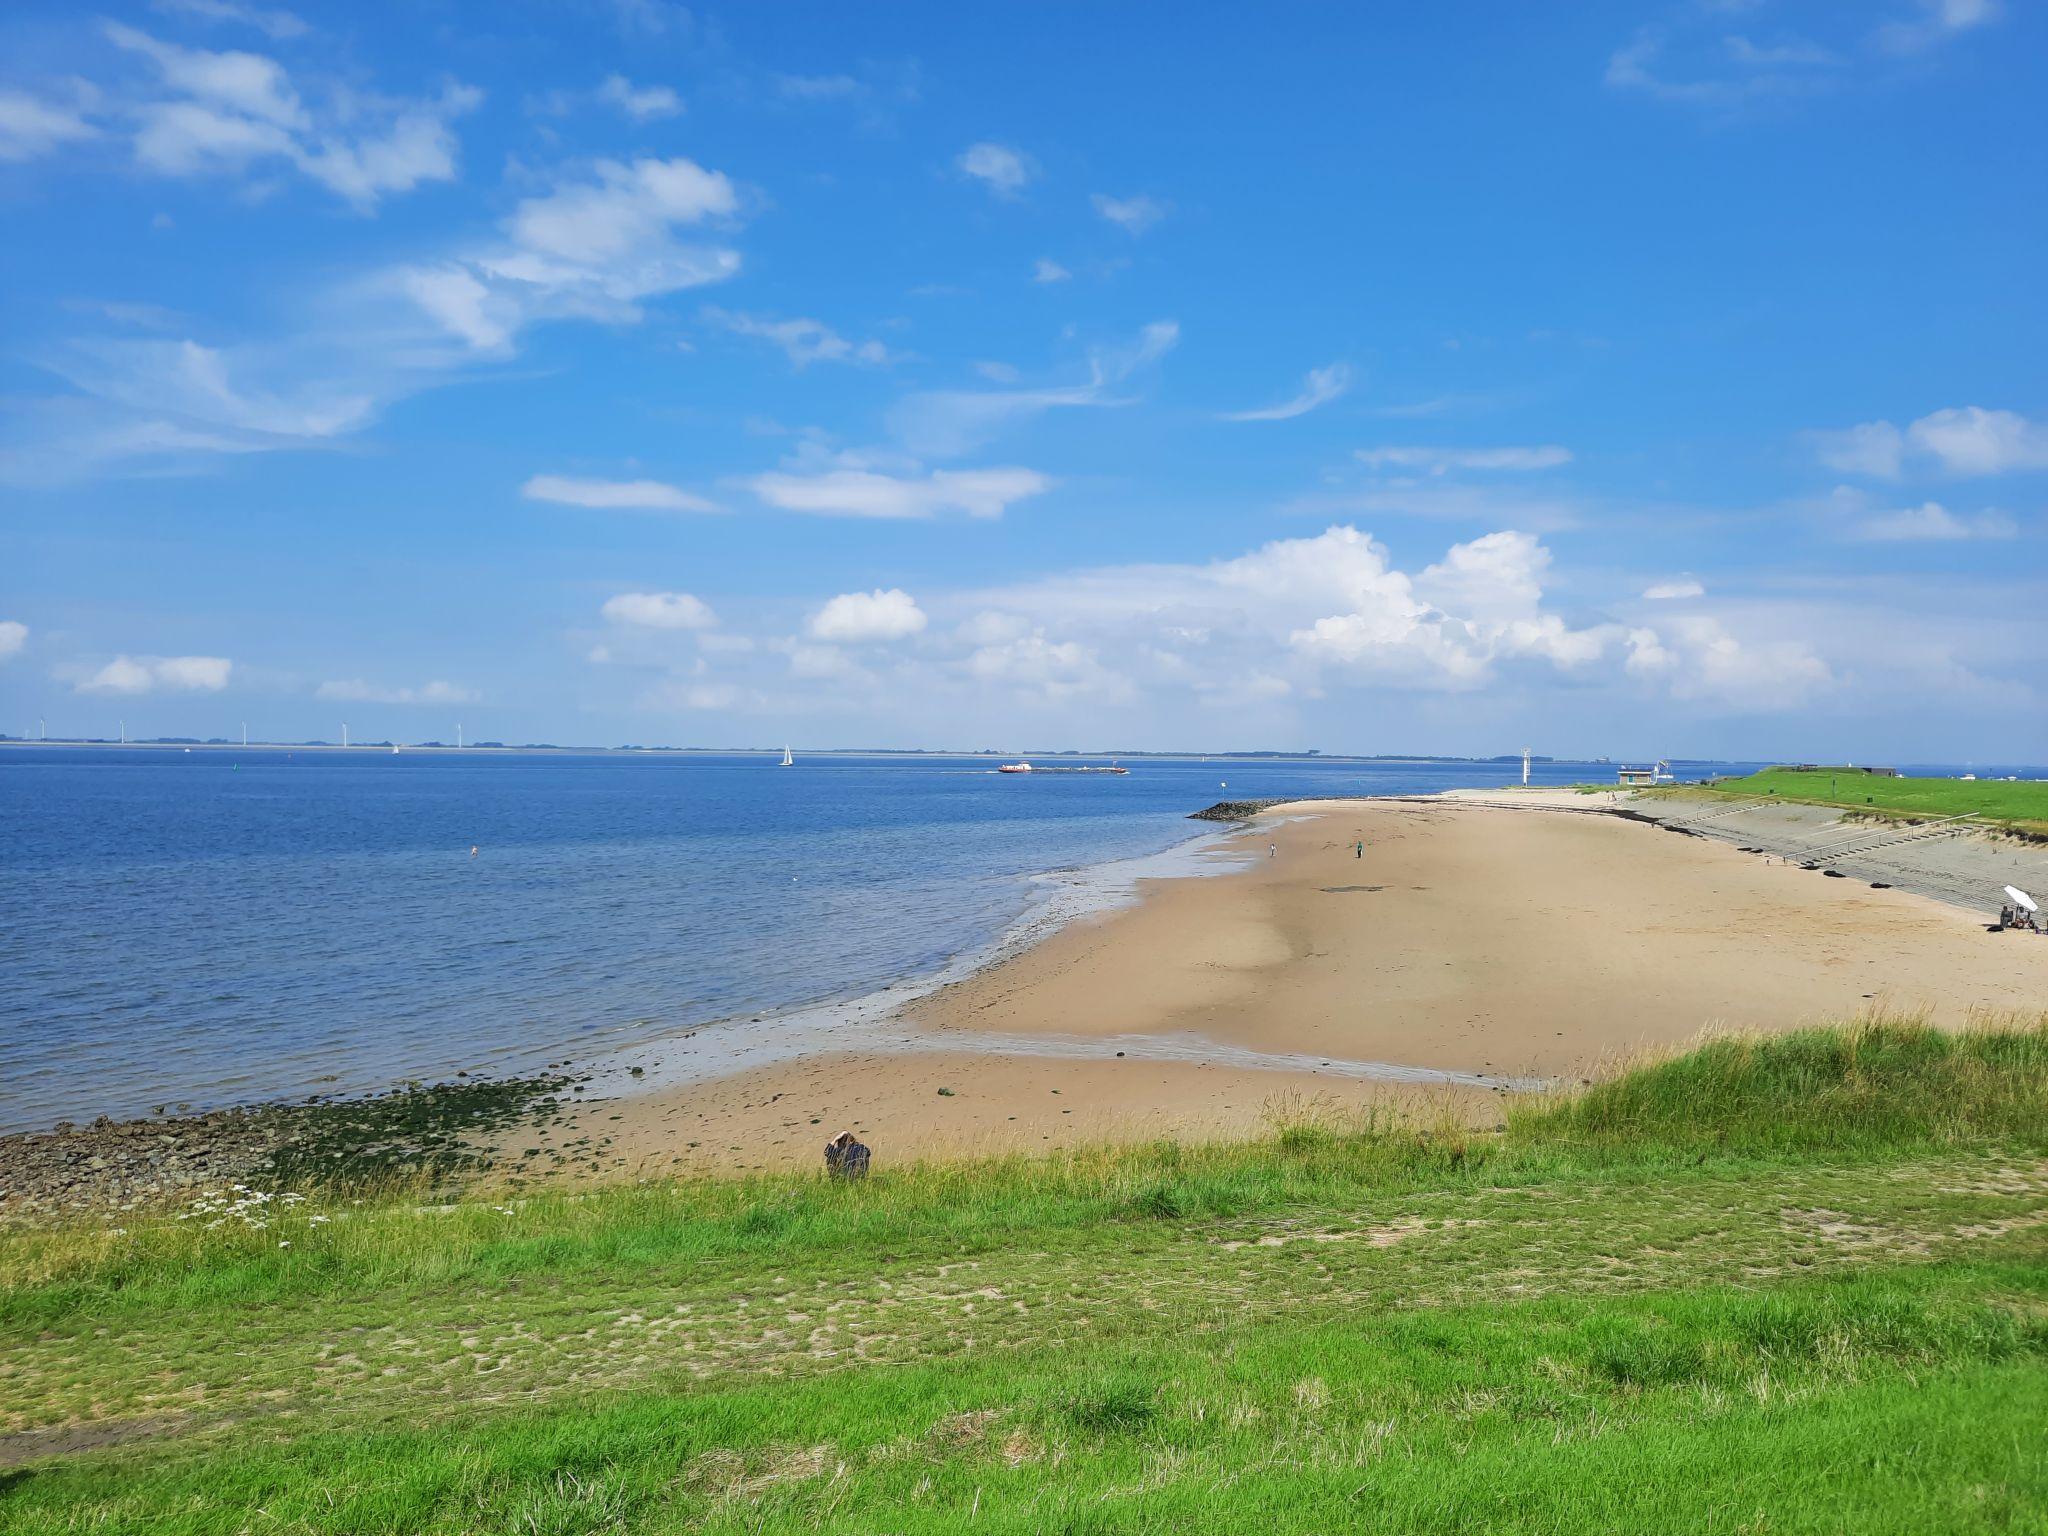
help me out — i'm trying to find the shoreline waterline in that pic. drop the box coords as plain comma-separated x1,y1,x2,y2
12,787,2048,1202
573,795,1563,1107
19,749,1451,1133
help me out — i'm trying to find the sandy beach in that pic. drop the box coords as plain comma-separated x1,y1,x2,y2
507,795,2048,1177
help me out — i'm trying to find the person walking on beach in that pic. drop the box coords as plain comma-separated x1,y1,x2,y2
824,1130,871,1180
1269,842,1277,859
1354,838,1363,859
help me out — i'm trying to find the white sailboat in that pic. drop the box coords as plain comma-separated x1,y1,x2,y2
778,744,794,767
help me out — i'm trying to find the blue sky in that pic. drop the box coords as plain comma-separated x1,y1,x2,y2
2,0,2043,758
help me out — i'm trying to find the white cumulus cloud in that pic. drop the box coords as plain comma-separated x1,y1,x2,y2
1812,406,2048,478
78,654,232,694
958,524,1830,713
1627,614,1832,710
957,141,1033,196
809,589,928,644
1907,406,2048,475
0,620,26,660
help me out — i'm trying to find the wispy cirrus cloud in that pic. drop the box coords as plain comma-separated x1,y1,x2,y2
1092,192,1168,235
888,319,1178,457
1220,363,1352,423
748,459,1051,520
1876,0,2000,55
93,21,479,209
1356,445,1572,473
1802,484,2019,542
775,73,862,101
701,307,891,368
9,146,749,484
602,591,719,630
0,89,101,162
1643,578,1705,600
400,155,741,353
316,678,478,705
522,475,719,512
150,0,309,42
597,74,681,120
1608,2,1999,112
32,335,379,444
1854,502,2016,541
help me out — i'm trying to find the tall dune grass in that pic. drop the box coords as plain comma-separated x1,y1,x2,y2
1508,1014,2048,1153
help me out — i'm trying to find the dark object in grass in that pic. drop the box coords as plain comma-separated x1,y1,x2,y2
825,1130,871,1179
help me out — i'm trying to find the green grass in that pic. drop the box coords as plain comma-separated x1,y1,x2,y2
3,1019,2045,1533
1685,765,2048,836
1513,1018,2048,1153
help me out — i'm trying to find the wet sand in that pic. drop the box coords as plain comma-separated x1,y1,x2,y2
508,796,2048,1176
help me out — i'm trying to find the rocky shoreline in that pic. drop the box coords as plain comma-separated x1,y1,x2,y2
0,1074,576,1223
1187,798,1295,821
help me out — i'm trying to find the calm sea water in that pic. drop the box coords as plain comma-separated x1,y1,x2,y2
2,747,1764,1133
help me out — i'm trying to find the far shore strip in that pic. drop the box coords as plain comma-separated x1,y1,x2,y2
497,794,2048,1176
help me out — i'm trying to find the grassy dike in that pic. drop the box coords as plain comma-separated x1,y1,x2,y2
2,1019,2045,1533
1686,765,2048,838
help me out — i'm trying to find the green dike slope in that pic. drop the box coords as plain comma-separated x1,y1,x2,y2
1692,765,2048,837
3,1018,2045,1534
